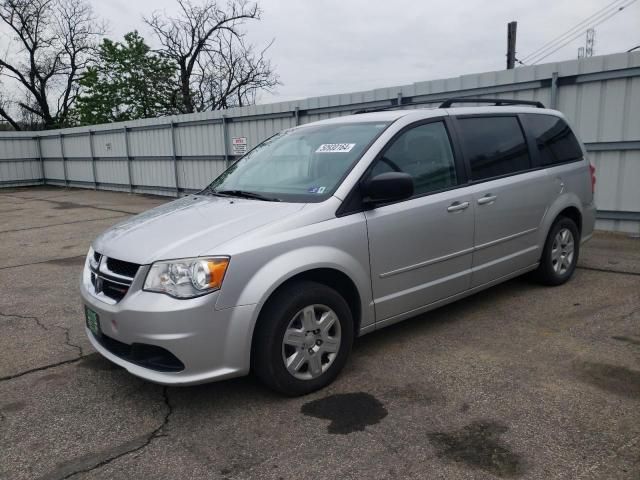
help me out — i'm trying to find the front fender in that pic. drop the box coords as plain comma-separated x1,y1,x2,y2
214,245,374,368
236,246,371,315
215,211,374,343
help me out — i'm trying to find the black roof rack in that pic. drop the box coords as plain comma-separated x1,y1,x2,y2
352,97,545,115
439,98,545,108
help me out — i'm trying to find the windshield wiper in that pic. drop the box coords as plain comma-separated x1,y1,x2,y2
215,190,281,202
199,186,233,198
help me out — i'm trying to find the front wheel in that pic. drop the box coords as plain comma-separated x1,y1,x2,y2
252,281,354,396
535,216,580,286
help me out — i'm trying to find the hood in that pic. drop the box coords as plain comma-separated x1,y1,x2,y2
93,195,306,264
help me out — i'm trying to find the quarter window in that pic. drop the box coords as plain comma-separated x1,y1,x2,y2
524,114,583,166
457,116,531,181
369,122,458,196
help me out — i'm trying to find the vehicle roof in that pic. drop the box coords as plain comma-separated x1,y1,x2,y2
307,106,564,126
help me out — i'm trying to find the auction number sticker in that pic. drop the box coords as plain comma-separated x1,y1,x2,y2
316,143,356,153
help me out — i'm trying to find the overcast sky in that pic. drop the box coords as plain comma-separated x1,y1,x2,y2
90,0,639,103
20,1,640,104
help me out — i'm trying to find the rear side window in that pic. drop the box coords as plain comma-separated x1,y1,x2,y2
524,114,583,166
457,116,531,181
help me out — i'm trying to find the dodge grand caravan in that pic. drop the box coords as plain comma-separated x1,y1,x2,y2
81,99,596,395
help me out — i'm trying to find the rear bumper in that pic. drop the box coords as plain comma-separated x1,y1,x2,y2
80,269,258,386
582,202,597,243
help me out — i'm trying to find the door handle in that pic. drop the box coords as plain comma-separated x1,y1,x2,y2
477,194,497,205
447,201,470,212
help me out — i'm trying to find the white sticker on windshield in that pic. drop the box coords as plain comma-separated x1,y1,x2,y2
316,143,356,153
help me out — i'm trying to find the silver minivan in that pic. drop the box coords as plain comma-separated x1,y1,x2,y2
81,99,596,395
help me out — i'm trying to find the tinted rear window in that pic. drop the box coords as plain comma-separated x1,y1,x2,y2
457,116,531,181
524,114,583,166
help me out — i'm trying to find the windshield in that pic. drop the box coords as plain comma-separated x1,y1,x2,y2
203,121,391,202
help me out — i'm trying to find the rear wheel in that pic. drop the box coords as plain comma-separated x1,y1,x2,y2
252,281,353,396
535,216,580,286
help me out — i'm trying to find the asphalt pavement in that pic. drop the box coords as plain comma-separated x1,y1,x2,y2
0,186,638,480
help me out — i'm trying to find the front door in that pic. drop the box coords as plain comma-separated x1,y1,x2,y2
364,120,475,321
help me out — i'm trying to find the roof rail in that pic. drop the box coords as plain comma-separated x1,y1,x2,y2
353,99,442,114
439,98,545,108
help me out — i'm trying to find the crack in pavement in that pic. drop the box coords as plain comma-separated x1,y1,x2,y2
0,191,83,202
0,311,84,357
0,192,143,215
0,255,86,271
577,265,640,277
0,311,48,331
0,357,83,382
0,214,128,234
44,387,174,480
0,311,85,379
56,323,85,358
44,199,137,216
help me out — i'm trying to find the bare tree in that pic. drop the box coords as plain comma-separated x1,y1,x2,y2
0,0,104,130
144,0,278,113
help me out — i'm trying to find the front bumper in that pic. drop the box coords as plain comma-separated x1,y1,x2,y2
80,265,257,386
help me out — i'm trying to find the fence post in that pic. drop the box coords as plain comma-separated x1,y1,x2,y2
123,127,133,193
397,92,403,106
88,131,97,190
59,133,68,187
35,136,44,185
170,123,180,197
550,72,559,109
222,115,230,168
294,106,300,126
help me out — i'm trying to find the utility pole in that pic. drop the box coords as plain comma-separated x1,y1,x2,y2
506,21,517,69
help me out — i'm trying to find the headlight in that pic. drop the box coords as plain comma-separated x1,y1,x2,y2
87,246,99,269
143,257,230,298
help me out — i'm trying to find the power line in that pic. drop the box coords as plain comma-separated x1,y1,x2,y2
521,0,625,62
529,8,627,64
520,0,628,63
528,0,637,64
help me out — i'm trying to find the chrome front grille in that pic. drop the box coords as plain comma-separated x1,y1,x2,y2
89,252,140,302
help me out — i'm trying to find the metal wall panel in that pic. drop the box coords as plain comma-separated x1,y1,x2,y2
129,127,172,157
66,158,94,183
40,137,61,158
175,123,223,157
95,159,128,185
591,150,640,211
0,159,40,183
92,131,126,158
178,158,226,191
0,51,638,232
62,134,91,158
0,138,37,160
42,159,65,180
131,159,174,188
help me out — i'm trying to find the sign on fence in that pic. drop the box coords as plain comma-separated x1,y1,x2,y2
232,137,247,156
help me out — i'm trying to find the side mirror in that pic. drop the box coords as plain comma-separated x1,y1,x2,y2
361,172,414,205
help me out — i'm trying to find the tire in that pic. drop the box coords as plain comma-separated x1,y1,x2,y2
535,216,580,286
252,281,354,396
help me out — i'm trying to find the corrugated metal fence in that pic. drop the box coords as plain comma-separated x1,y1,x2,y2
1,52,639,233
